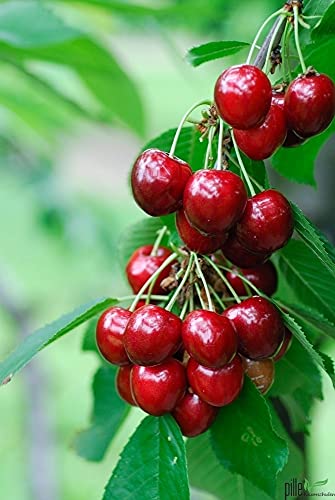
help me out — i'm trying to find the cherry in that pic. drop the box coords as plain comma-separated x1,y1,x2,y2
226,261,278,297
223,296,284,359
233,97,287,160
222,234,270,268
187,355,244,407
214,64,272,129
285,72,335,138
96,307,131,366
131,359,186,416
236,189,294,254
176,209,227,254
183,170,247,234
126,245,174,295
131,148,192,216
242,357,275,394
271,91,306,148
124,304,182,365
172,392,218,437
116,365,137,405
273,327,293,361
182,310,237,368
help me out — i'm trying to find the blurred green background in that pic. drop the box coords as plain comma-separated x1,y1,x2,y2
0,1,334,499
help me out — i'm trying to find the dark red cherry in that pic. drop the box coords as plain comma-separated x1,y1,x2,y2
96,307,131,366
116,365,136,405
214,64,272,129
273,327,293,361
176,209,227,254
172,392,218,437
124,304,182,365
233,97,287,160
131,148,192,216
187,355,244,407
183,170,247,234
222,233,270,268
285,72,335,138
131,359,186,416
242,357,275,394
226,261,278,296
126,245,174,295
223,296,284,359
236,189,294,254
182,310,237,368
272,91,306,148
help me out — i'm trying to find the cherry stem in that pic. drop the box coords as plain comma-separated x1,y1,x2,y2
282,20,293,81
118,294,169,302
246,8,285,65
179,297,190,320
193,253,215,312
150,226,168,256
203,256,242,304
216,263,265,297
265,14,287,74
194,282,207,310
230,130,256,196
204,126,215,169
208,284,226,311
129,252,178,312
165,254,194,312
216,119,224,170
169,99,212,158
293,5,307,73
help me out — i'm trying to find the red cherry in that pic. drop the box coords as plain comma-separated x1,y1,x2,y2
131,148,192,216
124,304,182,365
214,64,272,129
241,357,275,394
223,296,284,359
187,355,244,407
182,310,237,368
126,245,174,295
236,189,294,254
285,72,335,138
226,261,278,297
176,209,227,254
116,365,136,405
222,233,270,268
131,359,186,416
172,392,218,437
183,170,247,234
273,327,293,361
272,91,306,148
233,97,287,160
96,307,131,366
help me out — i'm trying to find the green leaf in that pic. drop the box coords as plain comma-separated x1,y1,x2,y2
186,41,249,67
0,297,117,385
103,415,189,500
73,365,130,462
210,378,288,498
312,2,335,39
281,389,315,433
82,319,99,353
304,0,335,17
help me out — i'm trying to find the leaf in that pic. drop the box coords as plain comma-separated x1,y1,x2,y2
73,365,130,461
303,0,335,17
0,297,117,385
210,378,288,498
103,415,189,500
312,2,335,38
186,41,249,67
82,319,99,353
281,389,315,433
313,479,329,487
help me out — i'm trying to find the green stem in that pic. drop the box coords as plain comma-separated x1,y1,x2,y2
150,226,168,256
169,99,212,157
282,20,293,81
118,294,169,302
246,8,286,65
193,253,214,312
180,297,190,320
203,256,241,304
165,254,194,311
293,5,307,73
216,119,224,170
204,126,216,169
264,15,287,74
208,284,226,311
230,130,256,196
216,263,265,297
194,282,207,310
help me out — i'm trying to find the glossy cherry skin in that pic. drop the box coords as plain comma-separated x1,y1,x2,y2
272,91,306,148
285,73,335,138
214,64,272,129
172,392,218,437
182,310,237,368
96,307,131,366
176,209,227,254
242,357,275,394
183,170,247,234
226,261,278,297
126,245,174,295
124,304,182,365
131,359,186,416
236,189,294,254
273,327,293,361
116,365,137,405
131,148,192,216
222,234,270,268
223,296,284,359
233,98,287,160
187,355,244,407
